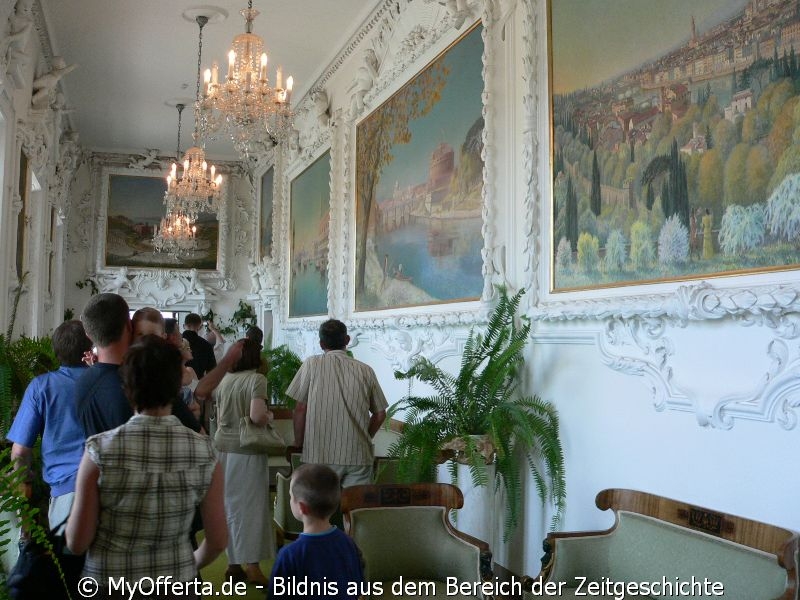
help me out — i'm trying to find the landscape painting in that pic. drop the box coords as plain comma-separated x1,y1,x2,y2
551,0,800,292
105,174,218,270
355,23,484,311
260,167,274,259
289,151,330,318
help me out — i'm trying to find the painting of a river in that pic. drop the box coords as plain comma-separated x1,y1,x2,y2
289,151,330,318
355,23,484,311
551,0,800,291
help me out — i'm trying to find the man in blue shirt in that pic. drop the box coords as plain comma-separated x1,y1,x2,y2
74,293,133,437
7,320,93,530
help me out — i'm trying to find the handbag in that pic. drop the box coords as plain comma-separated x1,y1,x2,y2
239,416,286,453
6,517,85,600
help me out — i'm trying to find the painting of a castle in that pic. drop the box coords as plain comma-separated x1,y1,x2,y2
355,23,484,311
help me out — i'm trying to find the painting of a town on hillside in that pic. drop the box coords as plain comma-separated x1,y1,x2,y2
551,0,800,292
105,174,218,270
355,23,484,311
289,151,330,318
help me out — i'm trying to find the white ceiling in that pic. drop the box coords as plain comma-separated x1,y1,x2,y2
40,1,378,161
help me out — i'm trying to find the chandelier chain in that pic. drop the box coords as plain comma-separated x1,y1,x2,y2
175,103,184,159
193,17,208,142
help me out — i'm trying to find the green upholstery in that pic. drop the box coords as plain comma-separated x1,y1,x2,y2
273,453,304,546
540,512,788,600
349,506,481,585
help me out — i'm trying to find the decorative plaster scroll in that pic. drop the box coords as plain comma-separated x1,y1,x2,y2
66,189,92,253
587,316,800,430
521,0,540,308
531,280,800,330
298,89,332,162
370,327,464,372
95,267,213,309
311,0,412,95
327,115,344,316
350,5,458,124
49,131,82,212
479,0,504,301
16,115,49,172
233,187,251,257
337,108,353,317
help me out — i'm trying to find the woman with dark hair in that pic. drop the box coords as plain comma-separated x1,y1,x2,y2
66,335,227,594
212,338,274,584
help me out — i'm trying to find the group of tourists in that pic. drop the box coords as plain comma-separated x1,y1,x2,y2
6,292,388,598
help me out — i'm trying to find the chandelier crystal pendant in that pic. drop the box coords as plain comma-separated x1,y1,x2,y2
166,15,223,219
152,208,198,258
198,0,294,157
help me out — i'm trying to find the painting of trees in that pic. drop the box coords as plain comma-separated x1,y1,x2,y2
590,151,601,216
550,0,800,291
355,24,484,310
355,61,448,296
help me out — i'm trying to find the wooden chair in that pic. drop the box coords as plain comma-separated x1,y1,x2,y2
273,452,304,547
341,483,493,599
524,488,799,600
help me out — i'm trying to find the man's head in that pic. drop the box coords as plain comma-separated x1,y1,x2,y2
245,325,263,348
184,313,203,331
81,293,130,348
164,318,182,348
290,464,341,521
318,319,349,351
131,307,165,341
52,320,93,366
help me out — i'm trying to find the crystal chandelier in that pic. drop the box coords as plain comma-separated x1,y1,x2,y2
154,103,198,258
166,16,223,219
152,208,198,258
198,0,294,157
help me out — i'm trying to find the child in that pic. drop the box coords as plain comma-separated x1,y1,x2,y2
268,464,364,600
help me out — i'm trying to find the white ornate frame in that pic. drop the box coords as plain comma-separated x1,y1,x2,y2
255,164,276,264
92,164,234,310
335,0,505,332
521,0,800,430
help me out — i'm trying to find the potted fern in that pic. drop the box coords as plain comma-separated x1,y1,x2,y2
387,286,566,540
262,345,303,408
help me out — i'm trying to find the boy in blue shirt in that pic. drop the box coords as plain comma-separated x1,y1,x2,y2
268,464,364,600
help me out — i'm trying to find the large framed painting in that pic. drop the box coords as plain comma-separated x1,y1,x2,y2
104,173,219,270
289,150,330,318
259,167,274,260
355,22,484,312
550,0,800,293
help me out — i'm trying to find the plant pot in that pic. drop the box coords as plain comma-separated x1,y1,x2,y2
436,461,503,555
440,434,495,465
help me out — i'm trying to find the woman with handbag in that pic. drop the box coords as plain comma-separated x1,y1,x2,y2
211,338,274,585
65,335,227,596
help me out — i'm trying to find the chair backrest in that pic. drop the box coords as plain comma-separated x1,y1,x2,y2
341,483,464,515
341,484,483,585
